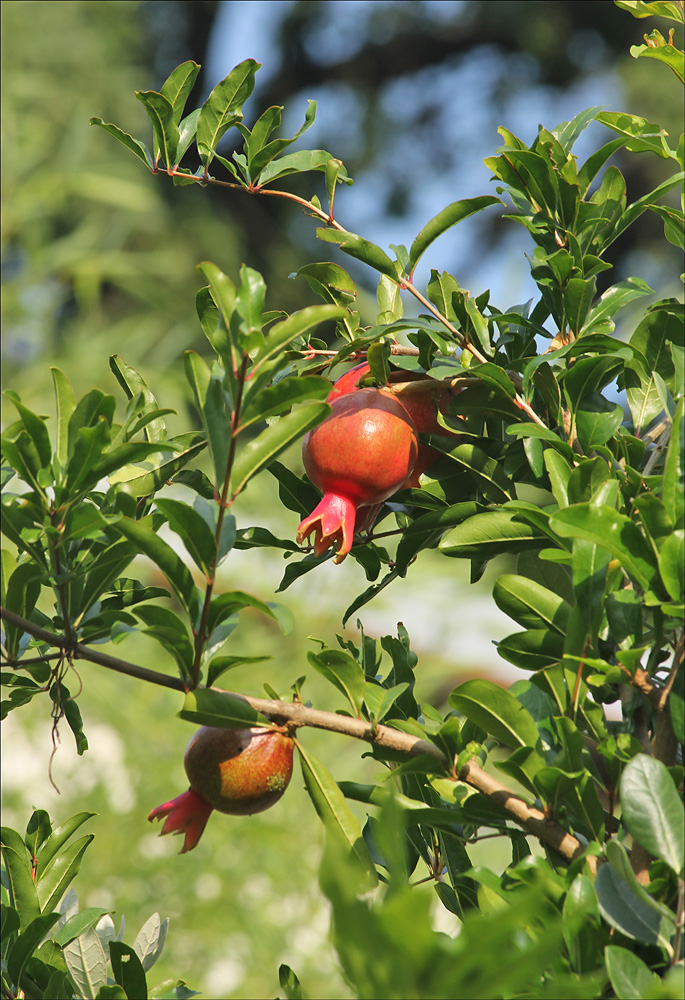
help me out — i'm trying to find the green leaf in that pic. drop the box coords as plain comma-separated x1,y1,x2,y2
449,679,541,749
615,1,684,21
160,61,200,126
394,502,482,573
230,402,329,499
110,941,148,1000
659,530,684,602
575,395,623,451
550,504,660,594
107,436,206,498
136,90,179,169
257,148,350,186
133,605,193,679
0,829,40,929
4,394,52,470
89,118,153,169
296,742,377,882
239,375,330,430
35,812,95,880
492,575,571,633
53,908,112,947
64,928,108,1000
206,654,270,688
439,509,544,559
596,855,674,953
179,688,269,728
248,99,317,181
596,111,676,159
663,396,684,525
582,277,653,333
253,305,346,370
497,629,565,671
408,196,500,274
133,912,169,973
620,755,684,874
35,834,93,913
307,649,365,717
196,59,259,167
109,356,167,443
207,590,292,636
112,517,201,625
51,368,76,467
6,911,61,987
316,228,398,281
604,945,661,1000
155,499,216,577
278,963,303,1000
630,38,685,84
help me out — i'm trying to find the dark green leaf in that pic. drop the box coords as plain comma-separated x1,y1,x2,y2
89,118,153,168
493,575,571,633
439,509,544,559
196,59,258,167
449,679,541,749
230,403,329,499
620,755,684,874
110,942,148,1000
497,629,565,671
155,499,216,576
136,90,178,169
307,649,365,717
179,688,269,728
36,835,94,914
113,517,201,625
316,228,397,281
6,911,61,987
604,945,661,1000
239,375,330,429
408,196,500,273
296,742,377,882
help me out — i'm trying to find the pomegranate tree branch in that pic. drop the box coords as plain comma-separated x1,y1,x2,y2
1,607,186,692
2,605,595,873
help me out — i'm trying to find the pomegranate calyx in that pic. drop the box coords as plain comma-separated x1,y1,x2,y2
148,788,213,854
297,492,357,563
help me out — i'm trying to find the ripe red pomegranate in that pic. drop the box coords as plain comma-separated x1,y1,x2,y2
327,363,461,487
148,726,294,853
297,388,419,563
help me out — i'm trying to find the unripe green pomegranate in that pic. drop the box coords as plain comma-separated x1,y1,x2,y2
148,726,294,853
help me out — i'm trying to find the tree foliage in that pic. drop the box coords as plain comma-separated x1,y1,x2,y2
2,2,684,998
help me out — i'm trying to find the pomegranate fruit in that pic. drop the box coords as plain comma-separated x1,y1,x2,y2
148,725,294,853
327,362,462,488
297,388,419,563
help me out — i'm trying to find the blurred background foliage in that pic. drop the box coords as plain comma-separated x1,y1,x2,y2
1,2,682,997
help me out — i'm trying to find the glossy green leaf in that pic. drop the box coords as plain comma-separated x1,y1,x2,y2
663,396,684,525
133,604,193,678
597,110,675,159
154,499,216,576
34,812,95,881
89,118,153,168
136,90,178,169
179,688,269,728
206,654,270,689
110,941,148,1000
0,829,40,929
248,99,317,181
439,509,544,559
240,375,330,429
596,858,674,953
4,394,52,469
253,305,346,370
604,945,661,1000
6,911,61,986
296,742,377,882
630,38,685,83
395,502,481,573
107,436,206,498
449,679,540,749
408,196,500,273
53,908,112,947
307,649,365,717
230,402,329,499
551,504,659,592
196,59,258,166
493,575,571,633
659,530,684,602
50,367,76,467
620,755,684,874
497,629,565,670
257,148,350,186
113,517,201,624
316,228,397,281
36,835,94,914
109,356,168,443
160,60,200,125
